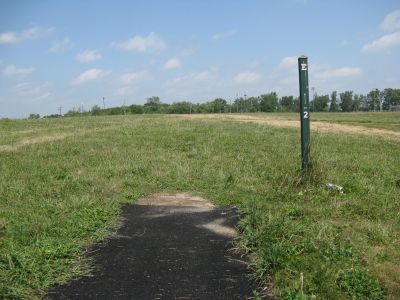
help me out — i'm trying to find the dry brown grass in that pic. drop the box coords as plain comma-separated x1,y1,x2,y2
177,114,400,141
0,126,120,152
0,134,70,152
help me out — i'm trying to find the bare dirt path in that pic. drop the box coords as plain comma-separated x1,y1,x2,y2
178,114,400,141
49,193,265,299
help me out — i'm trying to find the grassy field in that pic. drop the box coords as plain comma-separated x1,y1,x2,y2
0,113,399,299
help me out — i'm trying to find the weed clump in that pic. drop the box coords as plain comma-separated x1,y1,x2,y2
337,268,385,300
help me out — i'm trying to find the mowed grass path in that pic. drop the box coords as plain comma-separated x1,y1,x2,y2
259,112,400,131
0,114,399,299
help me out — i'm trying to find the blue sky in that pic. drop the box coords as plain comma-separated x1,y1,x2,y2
1,0,399,118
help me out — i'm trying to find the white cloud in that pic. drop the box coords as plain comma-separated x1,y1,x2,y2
279,56,298,69
2,64,35,77
49,37,74,53
76,50,102,63
166,70,215,86
71,68,110,85
363,10,400,53
164,57,181,69
148,59,157,65
21,26,55,39
0,32,18,44
362,31,400,52
316,67,363,79
115,86,135,96
234,71,261,84
0,26,54,44
380,9,400,32
120,71,150,84
11,81,52,102
212,30,236,41
192,71,213,81
181,47,195,56
112,32,166,53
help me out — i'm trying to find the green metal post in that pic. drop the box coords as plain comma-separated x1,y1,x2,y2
298,56,310,170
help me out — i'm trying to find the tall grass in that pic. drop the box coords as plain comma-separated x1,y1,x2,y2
0,115,399,299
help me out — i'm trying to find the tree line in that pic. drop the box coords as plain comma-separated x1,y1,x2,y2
35,87,400,119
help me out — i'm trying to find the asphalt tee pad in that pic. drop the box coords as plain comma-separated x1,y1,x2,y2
50,193,261,299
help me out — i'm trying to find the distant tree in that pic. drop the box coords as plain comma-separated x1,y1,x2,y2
168,102,192,114
367,89,381,111
128,104,144,114
340,91,354,112
144,96,162,113
280,96,295,112
382,88,400,111
28,113,40,119
196,103,208,113
246,96,259,112
64,108,82,117
208,98,227,113
259,92,278,112
310,90,316,112
329,91,339,112
159,103,171,113
204,102,213,113
359,94,368,111
43,114,61,118
291,97,299,112
91,105,102,116
352,94,361,112
233,97,245,113
146,96,161,106
108,107,124,115
313,94,329,112
189,103,201,114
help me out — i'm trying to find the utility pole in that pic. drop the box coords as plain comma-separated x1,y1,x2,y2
58,105,62,116
298,56,311,171
236,93,239,113
102,97,106,109
244,94,247,112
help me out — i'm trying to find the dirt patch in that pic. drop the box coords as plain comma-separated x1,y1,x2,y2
177,114,400,141
137,192,215,208
137,193,236,238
